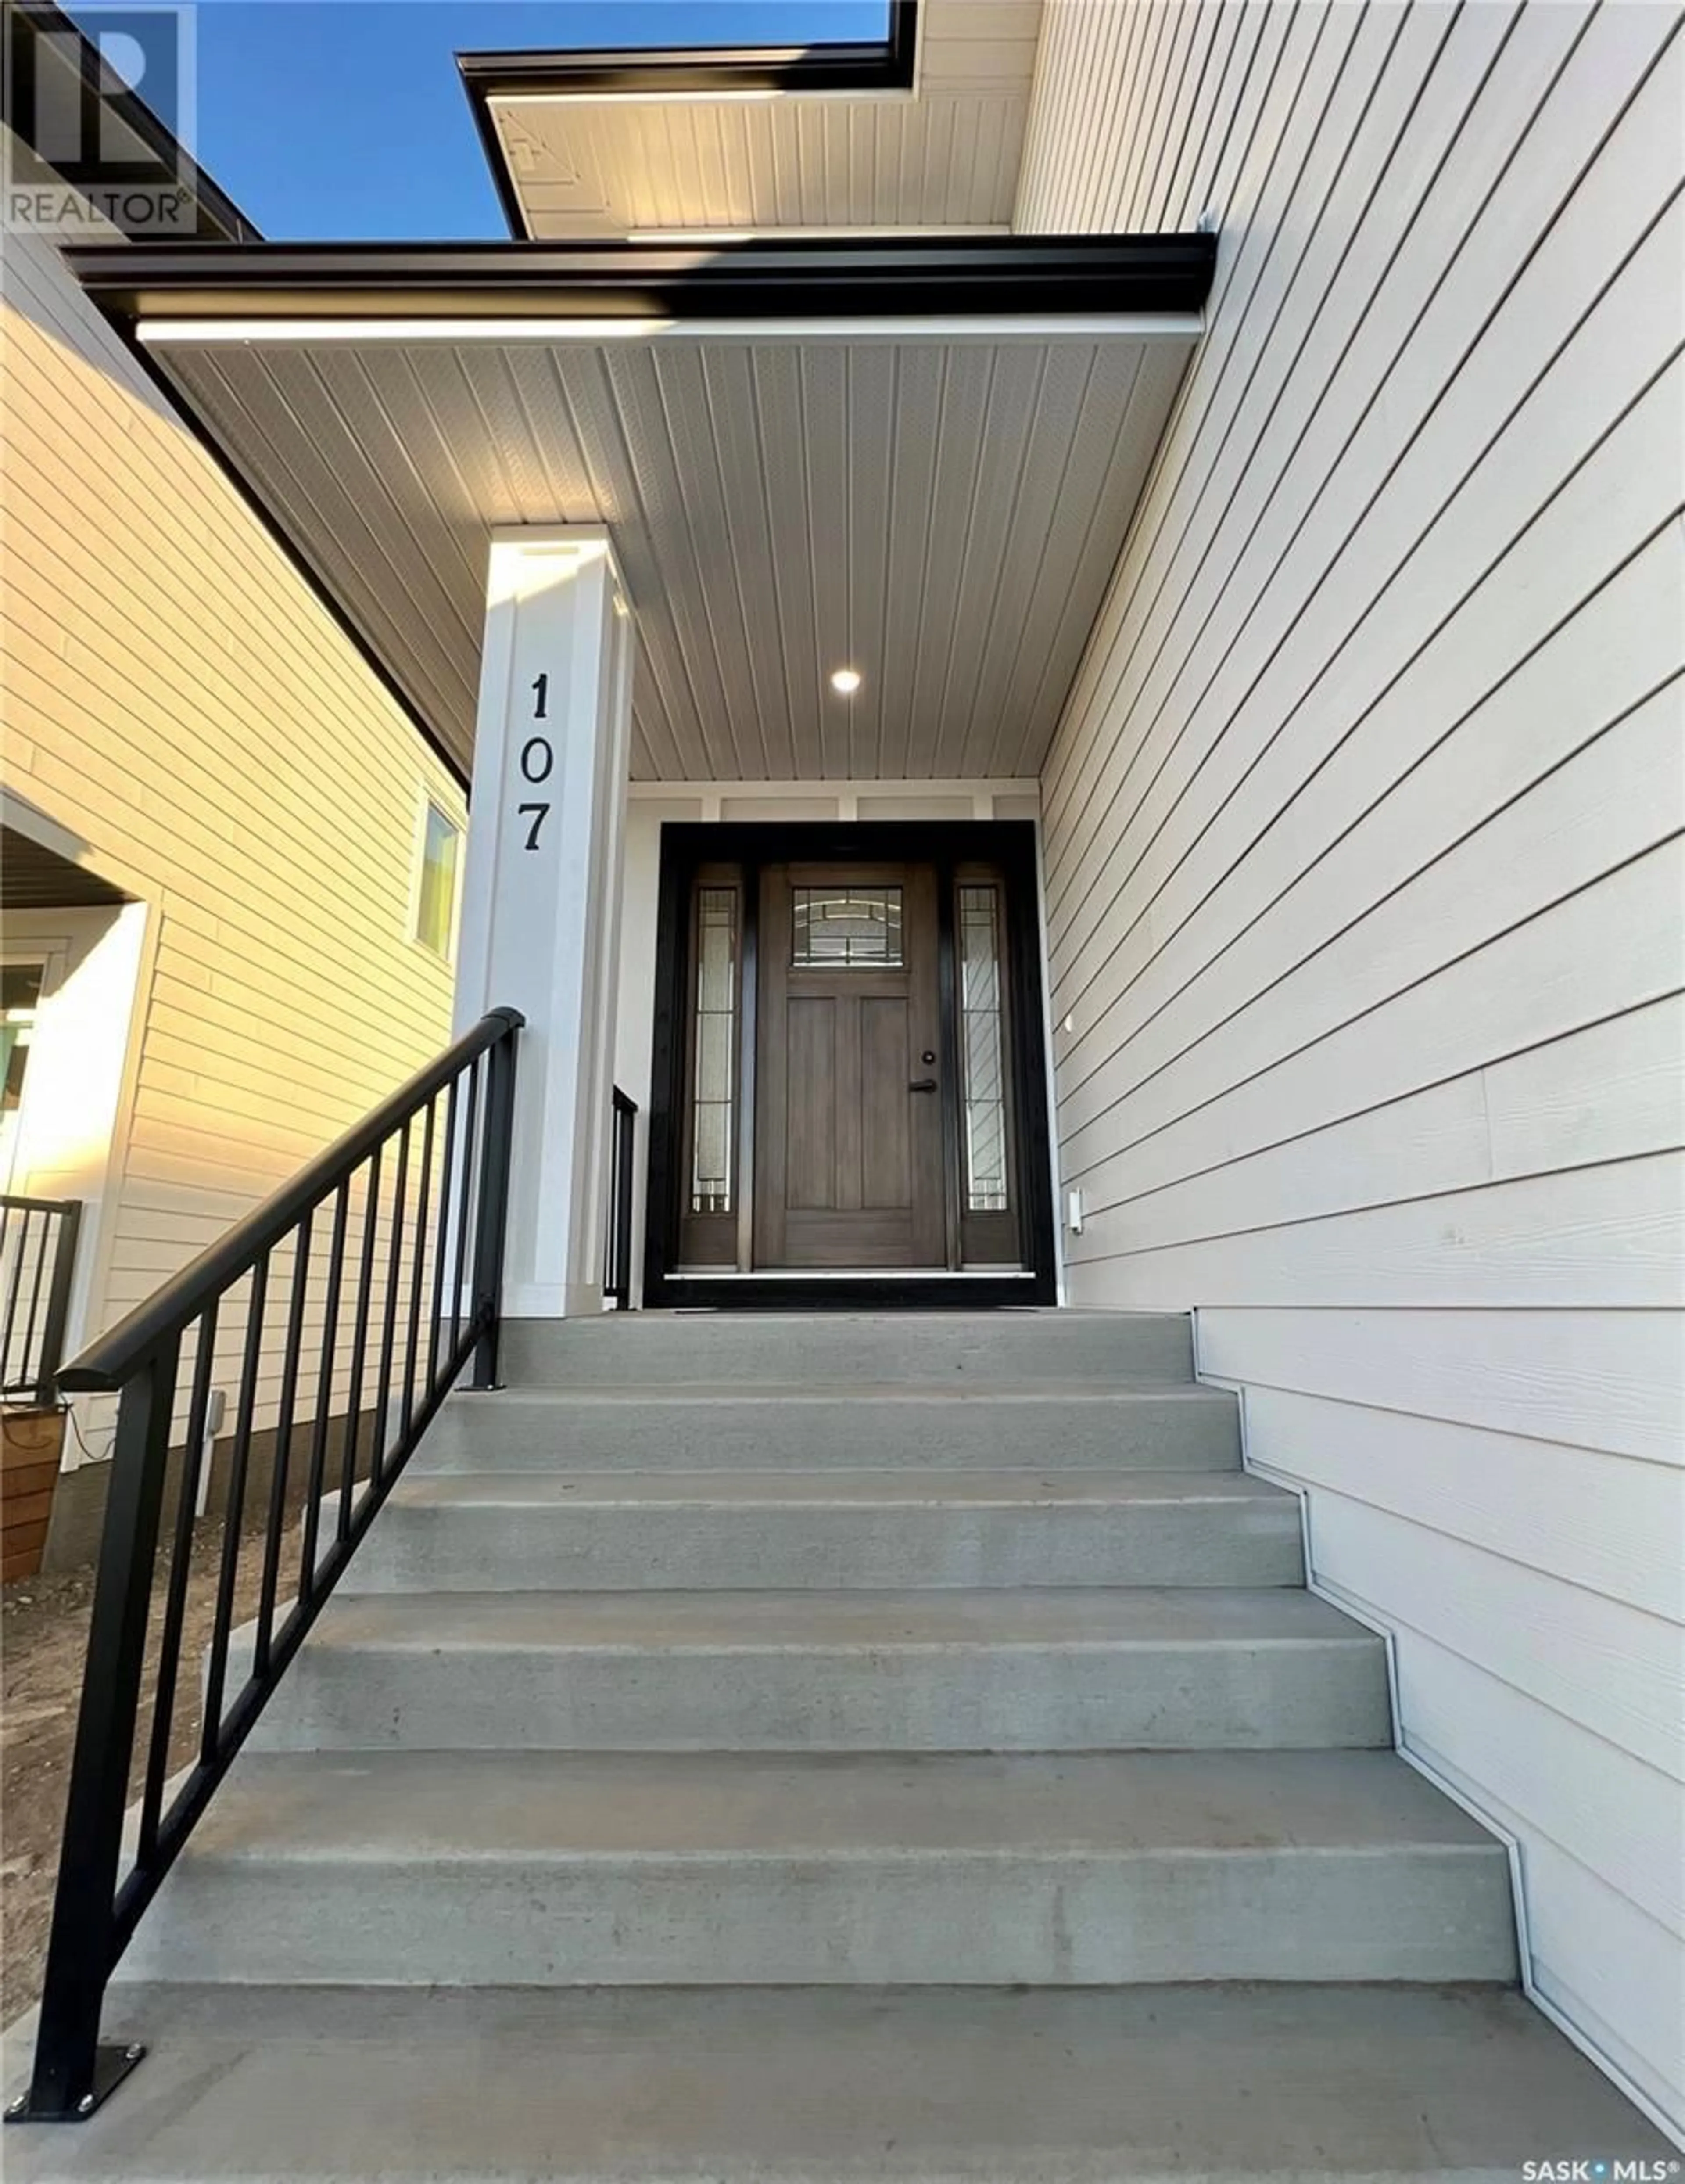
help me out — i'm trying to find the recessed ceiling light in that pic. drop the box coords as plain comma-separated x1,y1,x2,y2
830,667,863,695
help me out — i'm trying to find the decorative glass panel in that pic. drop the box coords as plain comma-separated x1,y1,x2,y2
792,885,903,967
690,888,738,1213
958,885,1009,1214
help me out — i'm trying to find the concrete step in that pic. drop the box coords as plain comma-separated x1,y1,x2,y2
417,1383,1240,1473
244,1586,1388,1753
341,1469,1303,1592
9,1983,1666,2183
500,1309,1194,1387
116,1749,1517,1987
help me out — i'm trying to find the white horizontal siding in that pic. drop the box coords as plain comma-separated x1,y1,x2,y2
1018,0,1685,2133
1200,1305,1684,1468
1238,1387,1681,1618
0,223,465,1448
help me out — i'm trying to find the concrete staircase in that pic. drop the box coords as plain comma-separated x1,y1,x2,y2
18,1311,1667,2179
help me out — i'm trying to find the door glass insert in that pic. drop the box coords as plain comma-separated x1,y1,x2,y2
791,885,903,968
690,887,739,1214
957,886,1009,1213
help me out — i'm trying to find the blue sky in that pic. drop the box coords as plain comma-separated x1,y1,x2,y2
69,3,890,237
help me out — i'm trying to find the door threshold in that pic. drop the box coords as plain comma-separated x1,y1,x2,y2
674,1269,1035,1281
650,1270,1054,1310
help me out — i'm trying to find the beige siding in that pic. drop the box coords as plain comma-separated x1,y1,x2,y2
0,226,466,1391
1018,0,1684,2131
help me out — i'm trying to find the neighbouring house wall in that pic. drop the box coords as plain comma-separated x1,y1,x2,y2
0,221,466,1473
1017,0,1683,2132
0,901,148,1364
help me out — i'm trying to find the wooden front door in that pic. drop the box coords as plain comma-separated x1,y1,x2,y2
754,862,946,1268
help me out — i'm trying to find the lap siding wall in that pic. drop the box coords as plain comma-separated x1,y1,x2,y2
1015,0,1684,2132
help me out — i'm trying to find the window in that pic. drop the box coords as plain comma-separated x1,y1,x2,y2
957,885,1009,1214
0,963,44,1191
0,964,43,1120
414,801,461,960
690,887,739,1214
791,885,903,967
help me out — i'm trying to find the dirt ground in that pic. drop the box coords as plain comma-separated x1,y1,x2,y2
2,1512,305,2024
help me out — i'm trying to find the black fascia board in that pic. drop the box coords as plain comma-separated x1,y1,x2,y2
65,232,1218,326
458,1,917,102
457,5,918,237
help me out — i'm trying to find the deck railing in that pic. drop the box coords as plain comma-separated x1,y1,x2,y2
0,1194,82,1408
8,1009,523,2124
605,1086,637,1310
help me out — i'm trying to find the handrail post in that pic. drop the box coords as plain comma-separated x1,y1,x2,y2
15,1339,180,2121
36,1199,82,1407
468,1025,518,1389
606,1090,636,1310
618,1097,635,1309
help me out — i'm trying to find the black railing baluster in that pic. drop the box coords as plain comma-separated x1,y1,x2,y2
402,1099,436,1437
199,1254,269,1758
12,1010,523,2124
36,1199,82,1406
254,1215,313,1678
451,1057,481,1360
426,1076,458,1388
338,1146,382,1544
1,1205,32,1387
373,1121,411,1480
300,1180,350,1601
19,1210,50,1387
138,1308,219,1866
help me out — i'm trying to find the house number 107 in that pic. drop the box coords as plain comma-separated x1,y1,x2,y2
519,674,553,851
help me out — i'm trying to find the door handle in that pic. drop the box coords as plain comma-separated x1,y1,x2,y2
908,1078,938,1093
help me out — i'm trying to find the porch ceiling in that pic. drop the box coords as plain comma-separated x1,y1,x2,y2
71,239,1205,784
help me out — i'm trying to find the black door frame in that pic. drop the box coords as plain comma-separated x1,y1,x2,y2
644,820,1058,1309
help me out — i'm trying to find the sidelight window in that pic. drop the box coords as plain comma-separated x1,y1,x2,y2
689,886,739,1214
957,884,1009,1214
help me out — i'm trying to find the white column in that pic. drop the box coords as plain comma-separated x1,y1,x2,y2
454,526,633,1318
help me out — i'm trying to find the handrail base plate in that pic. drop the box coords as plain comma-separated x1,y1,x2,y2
5,2041,147,2124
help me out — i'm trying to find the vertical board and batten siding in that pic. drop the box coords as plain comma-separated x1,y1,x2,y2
1016,0,1684,2132
0,225,466,1449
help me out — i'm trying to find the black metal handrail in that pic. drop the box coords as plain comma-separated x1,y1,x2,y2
0,1194,82,1407
11,1008,523,2124
606,1086,637,1310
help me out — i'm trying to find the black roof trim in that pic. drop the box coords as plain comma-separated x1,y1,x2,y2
457,4,918,238
4,0,258,241
66,232,1217,325
459,3,917,102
